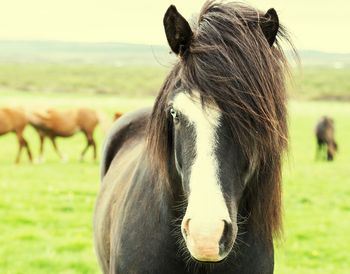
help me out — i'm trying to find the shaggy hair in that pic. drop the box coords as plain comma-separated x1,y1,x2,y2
147,1,294,243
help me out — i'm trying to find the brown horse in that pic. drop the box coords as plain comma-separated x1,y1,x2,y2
95,2,293,273
28,108,103,161
0,107,33,163
316,116,338,161
113,111,123,121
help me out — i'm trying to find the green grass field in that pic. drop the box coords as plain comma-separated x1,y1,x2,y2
1,91,350,273
0,63,349,100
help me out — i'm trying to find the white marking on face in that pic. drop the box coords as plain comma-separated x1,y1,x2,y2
172,90,231,224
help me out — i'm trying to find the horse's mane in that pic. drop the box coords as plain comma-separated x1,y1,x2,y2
147,1,295,242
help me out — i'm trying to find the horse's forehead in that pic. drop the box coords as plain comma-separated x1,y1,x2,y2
172,90,221,126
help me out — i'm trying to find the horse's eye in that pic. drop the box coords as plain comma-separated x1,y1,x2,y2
170,108,176,117
170,108,179,123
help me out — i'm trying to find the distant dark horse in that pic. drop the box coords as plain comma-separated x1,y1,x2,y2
94,2,293,273
315,116,338,161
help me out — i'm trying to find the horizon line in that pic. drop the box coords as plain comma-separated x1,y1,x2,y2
0,39,349,55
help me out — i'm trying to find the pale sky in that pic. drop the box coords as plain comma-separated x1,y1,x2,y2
0,0,348,53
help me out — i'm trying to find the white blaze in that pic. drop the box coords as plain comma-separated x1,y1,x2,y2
172,91,230,223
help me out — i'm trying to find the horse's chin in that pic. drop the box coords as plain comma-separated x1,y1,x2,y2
187,248,232,264
191,256,226,264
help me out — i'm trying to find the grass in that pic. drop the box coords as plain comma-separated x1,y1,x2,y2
275,101,350,273
0,92,154,274
1,93,350,273
290,67,350,100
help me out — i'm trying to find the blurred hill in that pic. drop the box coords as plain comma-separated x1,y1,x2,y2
0,40,175,66
296,50,350,68
0,40,349,67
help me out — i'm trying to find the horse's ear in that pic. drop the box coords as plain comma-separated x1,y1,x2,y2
260,8,279,47
163,5,193,56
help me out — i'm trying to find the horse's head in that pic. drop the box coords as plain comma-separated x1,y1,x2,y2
148,2,288,263
162,3,282,263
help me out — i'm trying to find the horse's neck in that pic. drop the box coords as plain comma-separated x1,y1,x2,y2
232,224,274,273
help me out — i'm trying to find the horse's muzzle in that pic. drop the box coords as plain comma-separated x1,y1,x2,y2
182,218,236,262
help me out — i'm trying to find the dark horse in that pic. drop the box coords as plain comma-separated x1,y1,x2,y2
94,1,293,273
315,116,338,161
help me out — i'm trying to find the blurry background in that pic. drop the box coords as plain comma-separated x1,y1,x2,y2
0,1,349,273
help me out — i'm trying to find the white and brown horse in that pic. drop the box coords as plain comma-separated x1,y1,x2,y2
94,2,293,273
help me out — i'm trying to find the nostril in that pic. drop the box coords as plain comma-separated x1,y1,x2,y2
219,220,233,254
182,218,191,238
223,220,233,240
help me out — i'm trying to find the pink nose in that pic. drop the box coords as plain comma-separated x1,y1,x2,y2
182,218,234,262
